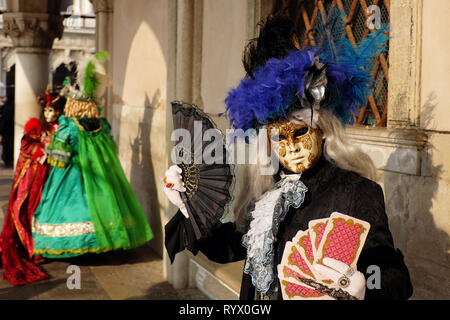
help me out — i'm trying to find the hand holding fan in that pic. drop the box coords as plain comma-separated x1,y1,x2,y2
170,101,234,240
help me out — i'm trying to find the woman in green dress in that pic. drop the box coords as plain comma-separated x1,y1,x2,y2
32,53,153,258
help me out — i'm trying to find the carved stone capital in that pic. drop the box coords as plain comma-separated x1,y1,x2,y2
90,0,114,14
2,12,64,49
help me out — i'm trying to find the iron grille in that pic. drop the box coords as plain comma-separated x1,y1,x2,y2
270,0,390,127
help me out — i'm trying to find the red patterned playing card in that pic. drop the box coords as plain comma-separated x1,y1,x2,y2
308,218,328,259
278,264,311,285
293,229,333,283
281,241,316,279
277,213,370,300
292,230,315,264
279,280,327,299
316,212,370,269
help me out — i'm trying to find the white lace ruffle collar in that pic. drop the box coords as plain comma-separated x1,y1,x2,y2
242,176,308,293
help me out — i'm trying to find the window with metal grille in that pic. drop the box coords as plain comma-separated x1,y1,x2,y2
270,0,390,127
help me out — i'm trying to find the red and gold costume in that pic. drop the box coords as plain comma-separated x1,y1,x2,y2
0,90,65,286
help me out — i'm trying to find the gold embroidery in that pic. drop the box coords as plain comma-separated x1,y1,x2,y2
47,156,68,169
33,238,149,256
34,247,111,256
11,159,39,246
179,162,200,199
13,145,39,190
32,219,96,237
65,98,99,119
19,152,32,159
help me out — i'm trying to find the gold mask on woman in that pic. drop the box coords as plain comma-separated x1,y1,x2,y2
267,117,323,173
43,106,59,124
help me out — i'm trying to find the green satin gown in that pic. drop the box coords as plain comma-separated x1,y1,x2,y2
32,115,153,258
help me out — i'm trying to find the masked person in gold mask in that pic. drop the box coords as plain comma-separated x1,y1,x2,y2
163,14,413,300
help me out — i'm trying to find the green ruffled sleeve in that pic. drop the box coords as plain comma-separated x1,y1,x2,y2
47,116,73,169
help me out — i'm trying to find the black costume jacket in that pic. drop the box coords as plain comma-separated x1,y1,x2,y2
165,157,413,300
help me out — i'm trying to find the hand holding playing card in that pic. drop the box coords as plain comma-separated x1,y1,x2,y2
312,257,366,300
277,212,371,300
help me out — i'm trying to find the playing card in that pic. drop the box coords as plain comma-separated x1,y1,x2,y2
280,241,316,280
278,240,325,299
277,264,310,286
292,230,314,265
292,229,334,283
315,212,371,269
278,271,329,300
308,218,329,260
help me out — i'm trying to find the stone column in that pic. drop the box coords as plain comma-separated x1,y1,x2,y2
246,0,273,39
387,0,423,129
165,0,196,290
90,0,113,122
2,11,63,165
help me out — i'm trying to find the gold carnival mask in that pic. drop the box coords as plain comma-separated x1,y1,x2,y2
267,117,323,173
43,106,59,124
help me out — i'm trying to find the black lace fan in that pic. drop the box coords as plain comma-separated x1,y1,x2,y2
171,101,234,240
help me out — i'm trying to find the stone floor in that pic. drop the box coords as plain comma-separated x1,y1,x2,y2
0,164,208,300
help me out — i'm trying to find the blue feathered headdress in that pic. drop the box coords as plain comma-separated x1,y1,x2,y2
225,49,316,132
224,9,389,131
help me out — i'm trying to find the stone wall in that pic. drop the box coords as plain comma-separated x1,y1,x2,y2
350,0,450,299
402,0,450,299
110,0,169,256
105,0,450,299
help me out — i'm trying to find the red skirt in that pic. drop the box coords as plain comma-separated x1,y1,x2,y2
0,143,49,286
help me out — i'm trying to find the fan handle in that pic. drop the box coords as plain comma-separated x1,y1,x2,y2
180,192,202,240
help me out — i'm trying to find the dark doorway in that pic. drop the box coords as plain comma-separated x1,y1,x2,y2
0,64,15,166
52,62,77,90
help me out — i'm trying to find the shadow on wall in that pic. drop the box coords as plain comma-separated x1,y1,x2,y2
128,90,163,256
108,2,168,257
383,92,449,299
111,2,167,153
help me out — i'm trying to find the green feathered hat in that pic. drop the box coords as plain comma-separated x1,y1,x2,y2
62,51,112,107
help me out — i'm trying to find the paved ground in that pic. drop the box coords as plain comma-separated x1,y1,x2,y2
0,164,208,300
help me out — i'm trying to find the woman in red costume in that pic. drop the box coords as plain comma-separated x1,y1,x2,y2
0,89,66,286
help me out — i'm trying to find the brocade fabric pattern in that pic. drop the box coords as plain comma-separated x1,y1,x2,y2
32,219,95,237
